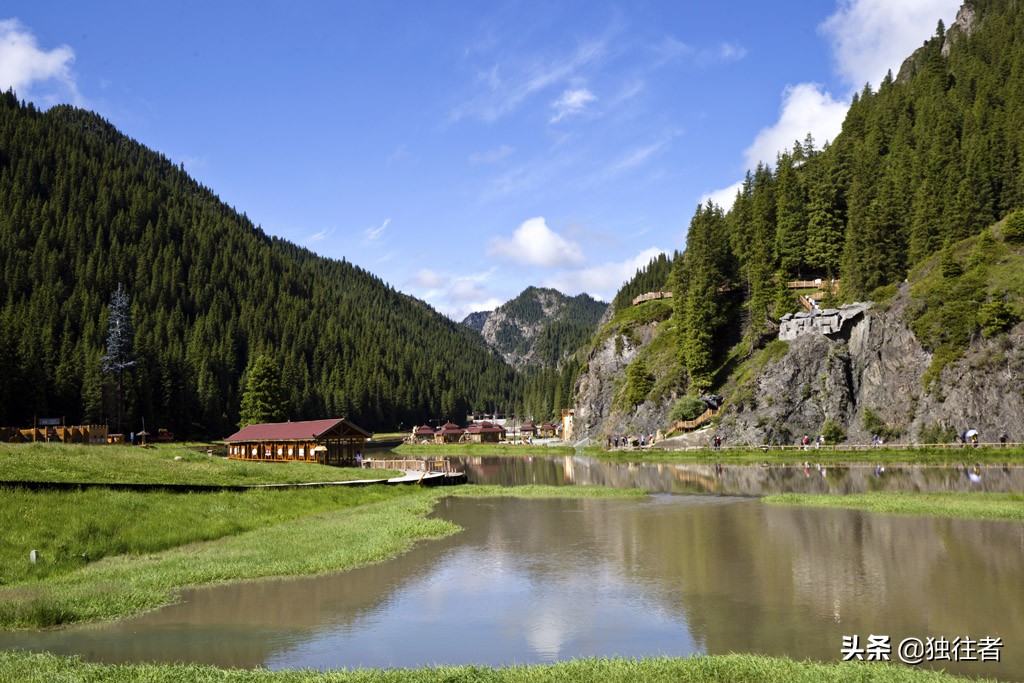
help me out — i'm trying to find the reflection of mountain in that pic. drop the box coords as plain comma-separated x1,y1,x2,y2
462,456,1024,495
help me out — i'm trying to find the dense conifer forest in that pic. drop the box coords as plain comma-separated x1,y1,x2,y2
0,91,527,435
670,0,1024,395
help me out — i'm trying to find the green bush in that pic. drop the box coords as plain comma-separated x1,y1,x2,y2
1002,208,1024,245
820,419,845,444
669,395,708,422
979,298,1017,338
862,407,902,440
917,421,956,445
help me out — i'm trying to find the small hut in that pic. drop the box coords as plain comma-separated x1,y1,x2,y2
435,422,466,444
413,425,436,443
538,422,558,438
465,421,506,443
225,418,370,466
520,422,537,441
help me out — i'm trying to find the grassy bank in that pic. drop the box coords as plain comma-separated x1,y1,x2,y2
764,491,1024,520
0,486,454,629
0,442,398,485
0,651,991,683
0,480,645,630
597,444,1024,466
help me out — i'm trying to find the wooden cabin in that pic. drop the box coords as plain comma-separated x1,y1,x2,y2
465,421,506,443
537,422,559,438
435,422,465,444
413,425,436,443
520,422,537,439
225,418,370,466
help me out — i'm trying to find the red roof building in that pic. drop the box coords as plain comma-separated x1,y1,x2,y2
465,421,506,443
413,424,436,441
224,418,369,467
435,422,466,444
538,422,558,438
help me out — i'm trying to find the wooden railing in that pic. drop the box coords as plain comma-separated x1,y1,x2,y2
667,408,720,435
364,457,460,474
631,291,673,306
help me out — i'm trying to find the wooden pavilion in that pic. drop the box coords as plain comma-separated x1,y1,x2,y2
225,418,370,466
435,422,465,444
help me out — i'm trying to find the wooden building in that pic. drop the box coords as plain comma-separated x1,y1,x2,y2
465,421,506,443
435,422,465,444
537,422,559,438
412,424,436,442
225,418,370,466
520,422,537,440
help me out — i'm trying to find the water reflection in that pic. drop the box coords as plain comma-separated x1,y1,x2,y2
459,456,1024,495
1,496,1021,680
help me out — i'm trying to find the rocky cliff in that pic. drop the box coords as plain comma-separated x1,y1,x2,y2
718,284,1024,446
573,300,680,441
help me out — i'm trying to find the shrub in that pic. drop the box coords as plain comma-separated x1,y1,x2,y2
1002,208,1024,245
917,421,956,445
669,395,708,423
820,419,845,444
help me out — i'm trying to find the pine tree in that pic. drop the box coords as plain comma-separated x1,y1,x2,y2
100,283,135,433
238,354,288,428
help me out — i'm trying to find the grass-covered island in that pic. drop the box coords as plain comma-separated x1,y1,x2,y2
764,491,1024,520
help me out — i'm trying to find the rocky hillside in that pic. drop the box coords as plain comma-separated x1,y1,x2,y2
573,298,682,440
716,286,1024,446
462,287,607,368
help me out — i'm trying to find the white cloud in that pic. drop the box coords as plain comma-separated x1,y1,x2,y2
469,144,514,165
699,180,744,211
488,217,585,268
408,268,447,290
820,0,961,89
550,87,597,123
0,19,80,105
743,83,848,168
363,218,390,243
544,247,666,301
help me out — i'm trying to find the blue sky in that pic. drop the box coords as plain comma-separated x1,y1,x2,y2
2,0,960,319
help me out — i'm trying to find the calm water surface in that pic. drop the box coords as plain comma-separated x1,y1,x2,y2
2,495,1022,680
459,455,1024,494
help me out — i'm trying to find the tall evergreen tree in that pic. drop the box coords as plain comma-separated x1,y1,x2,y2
100,283,135,433
238,354,288,428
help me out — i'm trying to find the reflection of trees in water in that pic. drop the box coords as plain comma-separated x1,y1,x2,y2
465,456,1024,495
574,498,1024,676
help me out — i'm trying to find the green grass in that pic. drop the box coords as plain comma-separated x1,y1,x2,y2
0,651,991,682
764,491,1024,520
0,482,644,629
0,486,455,629
0,442,398,485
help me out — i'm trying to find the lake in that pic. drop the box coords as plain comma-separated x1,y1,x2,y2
2,493,1021,679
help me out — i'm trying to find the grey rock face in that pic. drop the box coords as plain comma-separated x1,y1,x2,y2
719,286,1024,446
778,302,871,340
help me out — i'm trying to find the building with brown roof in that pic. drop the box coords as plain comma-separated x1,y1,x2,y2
465,421,506,443
225,418,370,467
435,422,466,444
413,425,436,442
537,422,559,438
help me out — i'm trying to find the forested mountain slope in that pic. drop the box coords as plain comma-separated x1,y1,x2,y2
578,0,1024,443
0,92,519,435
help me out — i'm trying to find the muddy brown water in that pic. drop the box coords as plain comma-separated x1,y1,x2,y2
2,494,1021,680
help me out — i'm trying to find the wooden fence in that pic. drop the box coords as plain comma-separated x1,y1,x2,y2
667,408,720,435
363,457,460,474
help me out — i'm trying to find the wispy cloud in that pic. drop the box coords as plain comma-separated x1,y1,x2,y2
306,227,335,244
363,218,390,243
0,19,81,106
595,130,679,182
488,217,585,268
713,42,747,62
550,87,597,123
469,144,515,165
450,37,607,123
